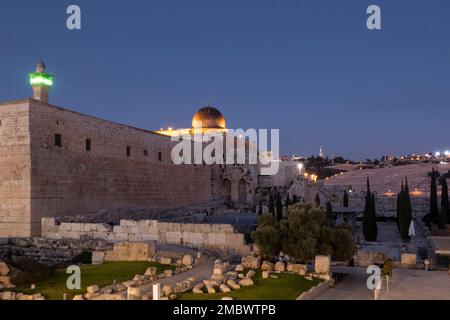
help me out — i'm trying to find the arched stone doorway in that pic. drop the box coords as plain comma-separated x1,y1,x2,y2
222,179,231,202
238,179,247,204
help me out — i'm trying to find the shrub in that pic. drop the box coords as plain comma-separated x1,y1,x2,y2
10,257,52,286
71,251,92,264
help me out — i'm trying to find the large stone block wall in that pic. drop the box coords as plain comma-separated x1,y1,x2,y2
0,237,112,267
0,99,219,237
42,218,249,256
0,100,32,237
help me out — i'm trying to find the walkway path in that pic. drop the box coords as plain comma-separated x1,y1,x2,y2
313,267,450,300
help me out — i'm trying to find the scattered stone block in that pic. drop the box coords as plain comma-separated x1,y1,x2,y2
0,262,9,276
274,262,286,272
239,278,254,287
87,285,100,294
92,251,106,265
164,269,174,277
213,266,224,276
315,255,331,275
0,276,14,288
193,285,204,294
235,264,244,272
162,285,173,297
220,284,231,293
127,286,142,300
204,279,222,287
225,271,237,279
160,257,172,265
246,270,256,278
401,253,417,266
261,260,274,271
105,241,156,262
226,279,241,290
206,285,216,294
291,264,308,275
242,256,261,269
262,271,270,279
222,297,234,300
182,254,194,266
73,295,84,300
145,267,157,278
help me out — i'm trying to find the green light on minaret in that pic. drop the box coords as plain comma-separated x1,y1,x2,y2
29,72,54,87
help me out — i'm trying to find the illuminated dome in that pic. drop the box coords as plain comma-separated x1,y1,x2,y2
192,106,226,129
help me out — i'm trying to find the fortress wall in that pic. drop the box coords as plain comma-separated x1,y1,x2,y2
0,100,32,237
42,218,250,256
27,99,214,236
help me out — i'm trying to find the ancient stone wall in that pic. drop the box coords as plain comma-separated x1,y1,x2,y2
42,218,250,256
0,237,112,267
0,100,32,237
0,99,222,237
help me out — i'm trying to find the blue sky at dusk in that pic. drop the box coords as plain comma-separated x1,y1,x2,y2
0,0,449,160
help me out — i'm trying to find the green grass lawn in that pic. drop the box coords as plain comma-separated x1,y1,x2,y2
4,262,173,300
179,271,321,300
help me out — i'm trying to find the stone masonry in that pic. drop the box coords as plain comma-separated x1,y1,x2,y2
0,99,219,237
42,218,250,256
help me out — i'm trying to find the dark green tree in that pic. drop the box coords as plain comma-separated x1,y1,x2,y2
251,214,282,258
363,178,377,241
325,201,334,227
425,168,439,227
258,199,263,216
268,190,275,216
441,178,450,224
280,203,324,263
439,207,448,229
398,179,412,240
285,194,291,209
276,191,283,221
343,190,349,208
315,193,321,207
292,194,299,204
333,224,356,262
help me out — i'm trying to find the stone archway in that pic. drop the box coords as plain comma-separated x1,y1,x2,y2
222,179,231,202
238,179,247,204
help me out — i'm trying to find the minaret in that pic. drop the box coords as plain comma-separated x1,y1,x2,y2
28,60,54,103
319,146,324,159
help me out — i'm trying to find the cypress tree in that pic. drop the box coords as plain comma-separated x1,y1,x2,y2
439,207,448,229
325,201,334,227
276,191,283,221
343,190,349,208
398,178,412,240
396,181,404,231
292,194,299,204
315,193,321,207
285,194,291,209
426,168,439,227
258,199,263,216
363,178,377,241
441,178,450,224
268,190,275,216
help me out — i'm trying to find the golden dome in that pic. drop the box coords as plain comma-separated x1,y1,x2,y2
192,106,226,129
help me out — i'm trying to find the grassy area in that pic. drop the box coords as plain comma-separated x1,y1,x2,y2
4,262,173,300
179,271,321,300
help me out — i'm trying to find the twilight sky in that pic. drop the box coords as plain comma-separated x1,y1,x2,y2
0,0,449,160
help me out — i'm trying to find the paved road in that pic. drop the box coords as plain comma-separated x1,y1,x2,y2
314,266,450,300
